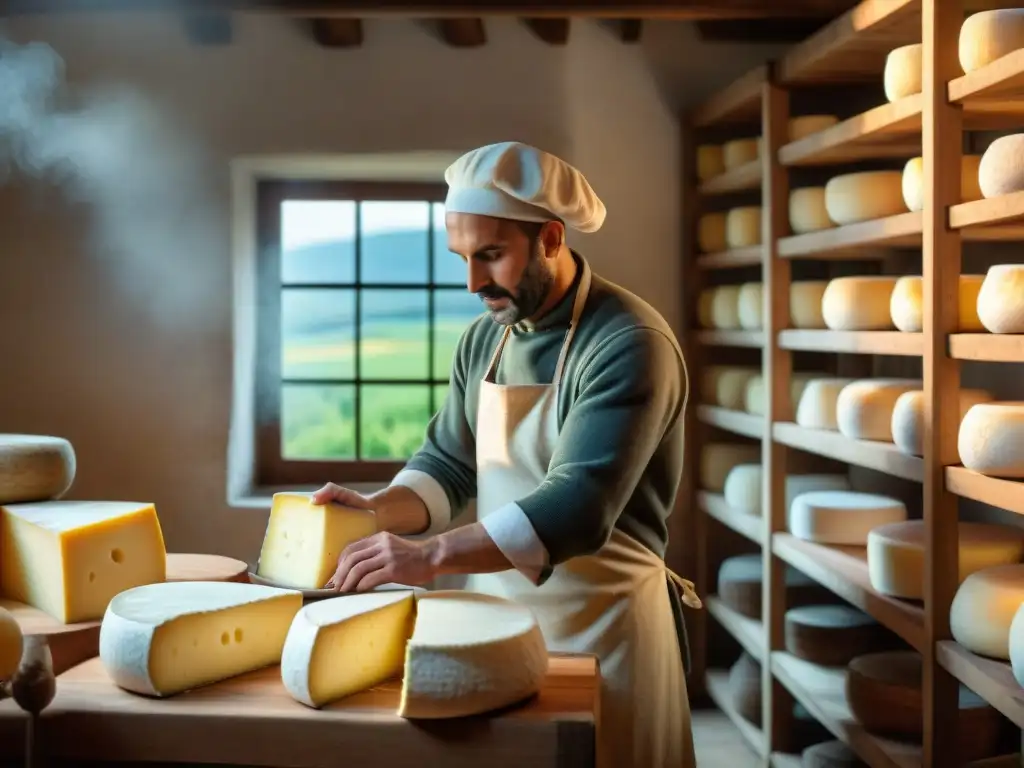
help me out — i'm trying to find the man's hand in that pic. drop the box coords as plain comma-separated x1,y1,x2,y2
325,532,436,592
311,483,375,510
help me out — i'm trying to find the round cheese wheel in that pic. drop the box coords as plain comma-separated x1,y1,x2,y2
166,554,249,584
824,171,908,226
790,281,829,329
723,465,850,517
697,288,715,328
789,490,907,545
723,138,760,169
0,435,77,505
950,564,1024,660
700,443,761,492
1008,601,1024,687
728,651,761,723
698,212,728,253
717,553,829,620
737,282,763,330
785,605,894,667
710,285,742,329
702,366,760,410
726,206,762,249
959,9,1024,74
795,378,857,431
0,606,23,681
891,388,993,457
789,115,839,142
867,520,1024,599
884,44,922,102
977,264,1024,333
822,276,899,331
801,740,865,768
979,134,1024,198
889,274,986,333
836,379,922,442
697,144,725,181
901,155,983,212
743,371,820,416
789,187,833,235
959,401,1024,478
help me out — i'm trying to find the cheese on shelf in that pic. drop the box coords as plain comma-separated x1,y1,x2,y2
950,564,1024,660
727,651,761,723
800,741,865,768
959,9,1024,74
790,281,829,329
697,289,715,328
883,44,922,102
979,135,1024,198
722,464,849,517
824,172,907,225
697,144,725,181
723,138,760,170
737,282,763,330
0,606,22,681
959,402,1024,478
977,264,1024,333
795,378,857,431
784,605,893,667
788,491,907,545
725,207,762,249
789,115,838,142
901,155,982,213
0,435,76,506
836,379,922,442
742,371,819,416
256,492,377,590
0,501,167,624
891,388,993,457
99,581,303,697
789,187,833,235
702,366,759,410
821,276,900,331
1008,601,1024,687
889,274,985,333
717,554,830,620
700,443,761,492
698,212,728,254
867,520,1024,599
710,285,742,329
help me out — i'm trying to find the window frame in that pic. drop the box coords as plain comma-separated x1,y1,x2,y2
254,178,459,486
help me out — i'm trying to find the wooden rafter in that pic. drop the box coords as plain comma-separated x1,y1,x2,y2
436,17,486,46
695,16,834,43
522,18,570,45
310,17,364,46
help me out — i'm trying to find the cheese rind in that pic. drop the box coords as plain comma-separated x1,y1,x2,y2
737,283,763,330
891,389,993,457
99,581,303,697
958,401,1024,478
789,187,833,234
725,207,762,249
1008,601,1024,687
702,366,759,411
0,435,76,506
836,379,922,442
698,213,727,254
790,281,829,329
697,289,715,328
788,491,907,545
977,264,1024,333
889,274,985,333
722,464,850,517
795,378,857,431
884,44,922,102
979,135,1024,198
784,605,891,667
723,138,760,170
825,171,907,225
697,144,725,181
0,606,22,681
822,277,899,331
710,285,742,329
959,9,1024,74
950,564,1024,660
743,372,819,417
901,156,982,212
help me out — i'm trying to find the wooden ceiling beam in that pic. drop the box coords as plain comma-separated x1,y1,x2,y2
601,18,642,43
522,18,570,45
694,15,835,42
182,13,232,45
436,18,486,46
310,17,364,46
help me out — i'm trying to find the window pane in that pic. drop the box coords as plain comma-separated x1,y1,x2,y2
282,289,356,379
433,289,483,378
359,384,431,460
360,201,429,284
359,289,429,380
280,201,356,284
281,384,356,460
432,384,450,415
432,202,465,286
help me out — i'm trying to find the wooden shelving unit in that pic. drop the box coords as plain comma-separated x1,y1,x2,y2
682,0,1024,766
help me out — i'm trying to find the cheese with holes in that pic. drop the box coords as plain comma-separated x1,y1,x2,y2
726,207,761,249
697,289,715,328
789,187,833,234
709,285,742,329
790,281,829,329
788,490,907,545
796,378,857,431
1008,601,1024,687
889,274,985,333
959,402,1024,477
717,554,829,620
822,277,899,331
0,435,76,506
825,172,907,225
784,605,892,667
884,44,922,102
867,520,1024,599
702,366,759,410
950,564,1024,660
0,501,167,624
99,581,303,697
700,443,761,491
737,283,763,330
723,138,759,169
697,144,725,181
979,135,1024,198
901,156,982,212
257,492,377,590
891,389,993,457
836,379,922,442
959,9,1024,74
789,115,838,141
742,372,819,416
977,264,1024,333
723,464,850,516
698,213,727,253
0,606,22,681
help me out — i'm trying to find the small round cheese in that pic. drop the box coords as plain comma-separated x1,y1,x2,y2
697,144,725,181
800,741,865,768
867,520,1024,600
737,282,763,330
959,9,1024,74
784,605,891,667
0,434,77,505
743,372,819,416
901,155,983,212
726,207,762,249
700,443,761,492
891,388,993,457
789,115,839,142
709,285,742,329
723,464,850,517
959,401,1024,478
822,276,899,331
702,366,760,410
788,490,907,545
698,212,728,253
889,274,986,333
977,264,1024,333
717,553,827,620
979,134,1024,199
836,379,921,442
795,378,857,431
723,138,760,169
789,187,833,235
1008,601,1024,687
0,606,23,681
825,171,908,226
790,281,829,329
884,44,922,102
728,651,761,723
697,288,716,328
950,564,1024,660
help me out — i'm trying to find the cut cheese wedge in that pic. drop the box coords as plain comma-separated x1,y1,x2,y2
795,378,856,431
257,492,377,590
0,435,76,506
836,379,921,442
99,580,303,697
0,606,22,681
889,274,985,333
891,389,993,457
950,564,1024,660
0,501,167,624
977,264,1024,333
959,401,1024,478
788,490,907,545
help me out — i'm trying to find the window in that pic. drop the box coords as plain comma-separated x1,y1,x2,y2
254,179,478,486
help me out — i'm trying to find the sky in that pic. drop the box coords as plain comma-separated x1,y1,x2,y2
281,200,445,251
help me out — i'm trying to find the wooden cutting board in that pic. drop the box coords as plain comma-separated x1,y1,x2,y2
165,553,249,584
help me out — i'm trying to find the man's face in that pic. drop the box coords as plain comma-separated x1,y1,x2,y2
445,213,556,326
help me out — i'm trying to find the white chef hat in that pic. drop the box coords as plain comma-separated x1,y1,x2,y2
444,142,606,234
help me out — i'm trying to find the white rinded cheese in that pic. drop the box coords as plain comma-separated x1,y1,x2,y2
977,264,1024,333
889,274,986,333
1009,601,1024,687
891,389,993,457
822,276,899,331
979,134,1024,198
726,207,762,249
836,379,922,442
0,501,167,624
698,213,728,254
901,155,982,212
697,144,725,181
0,435,76,506
710,285,742,329
257,492,377,590
789,115,839,142
723,464,850,517
0,606,22,681
950,564,1024,660
788,490,907,545
702,366,760,410
795,378,857,431
723,138,760,169
959,9,1024,74
737,283,763,330
743,372,820,417
867,520,1024,599
789,187,833,234
959,401,1024,478
697,289,716,328
824,172,908,225
790,281,829,329
700,443,761,492
884,44,922,102
99,581,303,697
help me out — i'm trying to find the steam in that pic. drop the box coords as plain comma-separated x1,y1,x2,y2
0,34,222,330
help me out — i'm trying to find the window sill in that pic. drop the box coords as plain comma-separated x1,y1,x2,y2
229,482,390,510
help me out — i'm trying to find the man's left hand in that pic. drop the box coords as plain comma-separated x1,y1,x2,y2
325,532,436,592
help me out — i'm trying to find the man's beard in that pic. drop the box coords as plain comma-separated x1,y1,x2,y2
479,240,554,326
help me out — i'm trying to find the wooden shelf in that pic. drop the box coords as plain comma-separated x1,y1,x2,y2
705,669,766,760
706,596,763,661
695,329,764,348
699,491,762,544
778,213,922,257
936,641,1024,730
691,65,767,128
950,192,1024,231
772,533,925,652
699,160,761,196
698,404,764,439
778,330,922,356
948,334,1024,362
773,422,925,482
696,246,762,270
945,467,1024,517
949,48,1024,106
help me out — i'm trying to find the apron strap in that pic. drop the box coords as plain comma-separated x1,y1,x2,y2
665,568,703,610
484,327,513,383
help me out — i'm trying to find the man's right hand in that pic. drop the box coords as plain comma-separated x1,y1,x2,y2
310,483,375,510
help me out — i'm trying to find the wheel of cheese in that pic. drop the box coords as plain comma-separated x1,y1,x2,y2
723,138,760,169
743,371,820,416
959,9,1024,74
889,274,986,333
901,155,983,213
702,366,760,410
726,207,762,249
979,135,1024,198
700,443,761,492
728,651,761,722
737,282,763,330
710,285,742,329
977,264,1024,333
1008,601,1024,686
723,464,850,517
0,435,76,505
822,276,899,331
795,378,857,431
697,288,715,328
717,554,830,620
801,740,865,768
790,281,829,329
698,212,728,253
883,44,922,102
698,144,725,181
950,564,1024,660
0,606,23,681
891,388,993,457
824,172,908,226
166,554,249,584
789,187,833,235
867,520,1024,599
788,490,907,545
789,115,839,142
959,402,1024,478
785,605,894,667
836,379,921,442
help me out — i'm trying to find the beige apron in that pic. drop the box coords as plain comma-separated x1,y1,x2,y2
465,264,700,768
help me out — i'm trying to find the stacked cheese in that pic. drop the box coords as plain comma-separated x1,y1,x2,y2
977,265,1024,334
696,209,762,255
722,464,849,517
959,401,1024,477
787,490,907,546
889,274,985,333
